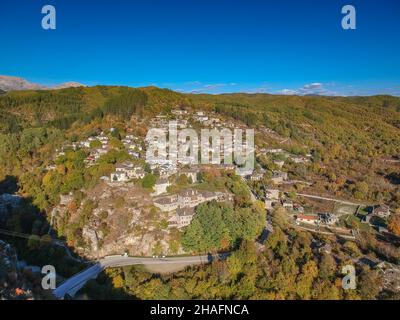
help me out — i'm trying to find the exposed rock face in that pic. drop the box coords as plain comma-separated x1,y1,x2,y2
82,227,99,252
0,75,44,91
53,182,180,258
377,262,400,293
0,75,85,92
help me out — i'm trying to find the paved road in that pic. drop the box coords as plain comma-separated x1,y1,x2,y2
296,193,362,206
53,253,228,299
282,180,312,186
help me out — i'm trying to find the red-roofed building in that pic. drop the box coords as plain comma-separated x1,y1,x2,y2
295,214,319,225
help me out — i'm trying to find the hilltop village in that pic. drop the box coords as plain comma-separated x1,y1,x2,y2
1,86,400,300
30,107,395,262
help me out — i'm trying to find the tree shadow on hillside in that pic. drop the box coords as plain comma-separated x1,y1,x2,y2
385,172,400,185
81,273,136,300
0,175,95,299
0,175,19,194
2,174,226,300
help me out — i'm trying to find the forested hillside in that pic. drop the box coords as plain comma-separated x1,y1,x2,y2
0,86,400,300
1,87,400,205
191,93,400,156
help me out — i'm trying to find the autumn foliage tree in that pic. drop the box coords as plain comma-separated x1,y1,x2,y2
388,209,400,236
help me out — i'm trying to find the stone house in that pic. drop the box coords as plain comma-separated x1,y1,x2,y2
175,207,196,228
264,188,280,210
153,189,232,212
249,169,265,181
265,148,283,154
281,199,294,210
153,194,179,212
111,162,145,182
318,213,338,225
373,204,391,218
151,178,171,196
271,171,288,184
110,171,129,182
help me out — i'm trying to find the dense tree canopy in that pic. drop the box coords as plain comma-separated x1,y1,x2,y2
181,201,265,252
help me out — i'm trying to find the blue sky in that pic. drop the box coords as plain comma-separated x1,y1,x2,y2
0,0,399,96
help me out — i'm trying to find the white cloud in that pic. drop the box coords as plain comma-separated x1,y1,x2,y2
277,83,340,96
279,89,299,95
300,82,335,95
303,82,323,90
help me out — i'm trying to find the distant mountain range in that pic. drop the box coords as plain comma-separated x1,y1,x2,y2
0,75,86,92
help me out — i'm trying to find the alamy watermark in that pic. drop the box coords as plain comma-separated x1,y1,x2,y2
41,5,56,30
40,4,356,31
41,265,56,290
342,265,357,290
341,5,356,30
145,121,255,175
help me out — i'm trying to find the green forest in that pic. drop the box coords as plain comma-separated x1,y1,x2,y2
2,86,399,209
0,86,400,300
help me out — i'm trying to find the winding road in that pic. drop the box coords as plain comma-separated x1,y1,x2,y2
53,253,229,299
